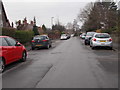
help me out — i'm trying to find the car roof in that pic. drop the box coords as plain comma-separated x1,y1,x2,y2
87,32,96,33
94,33,109,35
34,35,48,37
0,36,9,38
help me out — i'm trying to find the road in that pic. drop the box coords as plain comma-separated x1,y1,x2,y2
3,37,118,88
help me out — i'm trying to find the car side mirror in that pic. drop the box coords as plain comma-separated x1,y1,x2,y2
15,41,21,46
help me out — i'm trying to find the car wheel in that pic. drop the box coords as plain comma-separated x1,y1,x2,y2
91,46,95,50
20,51,27,62
50,44,52,48
0,57,5,73
85,42,87,45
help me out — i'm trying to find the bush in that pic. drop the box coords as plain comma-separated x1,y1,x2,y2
15,30,34,44
1,28,34,44
1,27,16,37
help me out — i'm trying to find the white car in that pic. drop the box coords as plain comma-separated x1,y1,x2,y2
90,33,112,49
80,33,86,39
60,34,68,40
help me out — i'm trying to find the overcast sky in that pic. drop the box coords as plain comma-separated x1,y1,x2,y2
2,0,96,28
5,0,119,28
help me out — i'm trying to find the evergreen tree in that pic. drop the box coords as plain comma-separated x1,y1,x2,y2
33,25,39,35
42,24,47,33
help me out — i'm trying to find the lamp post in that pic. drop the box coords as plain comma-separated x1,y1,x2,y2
51,17,54,30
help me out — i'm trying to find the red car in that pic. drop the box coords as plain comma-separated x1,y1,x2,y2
0,36,27,72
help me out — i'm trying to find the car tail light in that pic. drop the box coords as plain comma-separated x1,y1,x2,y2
93,38,96,41
31,40,35,42
42,40,48,42
109,39,112,41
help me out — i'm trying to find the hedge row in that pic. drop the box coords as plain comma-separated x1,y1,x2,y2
1,28,34,44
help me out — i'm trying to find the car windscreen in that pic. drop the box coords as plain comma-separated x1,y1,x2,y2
61,34,67,36
95,34,110,38
33,36,46,40
86,32,95,36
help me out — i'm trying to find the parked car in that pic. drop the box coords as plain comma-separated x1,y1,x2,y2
84,32,96,45
80,33,86,39
31,35,52,50
90,33,112,49
60,34,68,40
0,36,27,72
67,34,71,39
71,34,74,37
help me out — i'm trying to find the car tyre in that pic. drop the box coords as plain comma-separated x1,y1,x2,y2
91,46,95,50
0,57,5,73
85,42,87,45
50,44,52,48
20,51,27,62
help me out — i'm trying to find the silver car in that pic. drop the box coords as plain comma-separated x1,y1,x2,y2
90,33,112,49
60,34,68,40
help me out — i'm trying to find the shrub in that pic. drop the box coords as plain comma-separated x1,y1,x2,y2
1,27,16,37
15,30,34,44
1,28,34,44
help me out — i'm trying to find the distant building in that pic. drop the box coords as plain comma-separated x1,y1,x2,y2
38,26,44,34
0,1,11,28
16,17,34,30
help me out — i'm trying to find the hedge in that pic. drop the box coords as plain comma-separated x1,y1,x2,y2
15,30,34,44
1,28,34,44
1,27,16,37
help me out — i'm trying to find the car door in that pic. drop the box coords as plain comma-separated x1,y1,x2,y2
1,37,15,64
5,37,22,61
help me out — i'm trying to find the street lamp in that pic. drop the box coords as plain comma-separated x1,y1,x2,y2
51,17,54,29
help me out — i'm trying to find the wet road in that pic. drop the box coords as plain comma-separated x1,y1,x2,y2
3,37,118,88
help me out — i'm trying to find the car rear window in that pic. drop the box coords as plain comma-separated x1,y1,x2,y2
86,32,95,36
95,34,110,38
61,34,67,36
33,36,46,40
82,33,86,35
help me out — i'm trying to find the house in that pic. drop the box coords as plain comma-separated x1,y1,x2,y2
16,17,36,31
38,26,44,34
0,1,11,28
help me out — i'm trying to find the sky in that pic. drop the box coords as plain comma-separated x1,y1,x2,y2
2,0,119,28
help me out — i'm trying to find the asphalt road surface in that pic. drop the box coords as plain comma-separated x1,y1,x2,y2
3,37,118,88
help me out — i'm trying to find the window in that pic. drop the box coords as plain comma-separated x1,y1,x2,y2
95,34,110,38
6,37,16,46
86,32,96,36
34,36,46,40
0,38,9,46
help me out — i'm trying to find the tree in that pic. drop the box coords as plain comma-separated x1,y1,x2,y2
77,1,117,32
33,25,39,35
52,24,66,33
42,24,47,33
